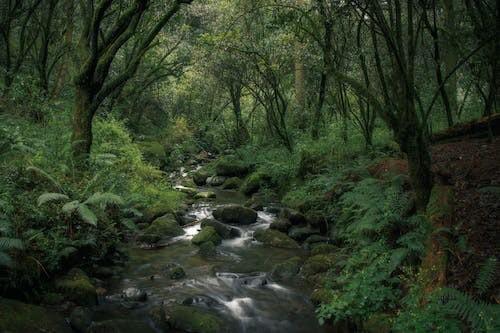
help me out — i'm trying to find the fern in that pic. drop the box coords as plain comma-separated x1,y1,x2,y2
84,192,124,208
76,204,97,226
0,237,24,250
25,166,64,192
474,257,498,296
62,200,80,214
37,192,70,206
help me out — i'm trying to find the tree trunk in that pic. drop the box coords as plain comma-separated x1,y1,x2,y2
442,0,458,118
294,42,306,128
71,87,94,164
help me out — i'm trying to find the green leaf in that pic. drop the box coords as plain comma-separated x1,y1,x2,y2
37,193,69,206
121,219,138,231
84,192,124,207
77,204,97,226
0,237,24,250
62,200,80,214
0,251,14,267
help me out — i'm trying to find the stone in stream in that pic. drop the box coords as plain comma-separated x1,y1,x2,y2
192,226,222,246
215,157,249,177
206,176,226,186
169,266,186,280
194,191,217,199
212,204,257,225
253,229,300,249
271,256,303,282
174,185,198,196
200,218,241,239
280,208,308,226
88,319,157,333
123,287,147,302
288,226,321,242
137,214,184,244
54,268,97,306
222,177,242,189
198,241,217,257
150,304,228,333
269,218,292,233
193,170,210,186
69,306,93,333
0,298,73,333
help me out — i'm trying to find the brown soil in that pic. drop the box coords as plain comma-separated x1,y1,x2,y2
431,137,500,300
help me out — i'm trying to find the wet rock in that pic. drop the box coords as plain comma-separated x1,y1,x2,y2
213,204,257,225
304,235,330,245
215,157,249,177
0,298,72,333
301,254,337,277
151,304,227,333
241,172,268,195
193,170,210,186
198,241,217,257
174,185,198,196
137,214,184,244
200,218,241,239
288,226,321,242
182,296,220,308
169,266,186,280
123,287,147,302
92,266,114,278
69,306,93,333
55,268,97,306
206,176,226,186
222,177,242,189
88,319,157,333
253,229,300,249
192,226,222,246
271,256,302,281
194,191,217,200
310,243,337,255
281,209,308,226
269,218,292,233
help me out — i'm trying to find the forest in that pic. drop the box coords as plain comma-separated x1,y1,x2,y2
0,0,499,332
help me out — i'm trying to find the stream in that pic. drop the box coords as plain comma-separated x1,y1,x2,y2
93,186,331,333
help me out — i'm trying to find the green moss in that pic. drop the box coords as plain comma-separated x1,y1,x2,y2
0,298,72,333
138,214,184,244
54,268,97,306
253,229,300,249
222,177,242,190
166,305,225,333
215,157,248,177
241,171,269,195
192,227,222,246
301,254,337,277
198,241,217,257
169,266,186,280
271,256,303,281
310,244,337,255
193,170,210,186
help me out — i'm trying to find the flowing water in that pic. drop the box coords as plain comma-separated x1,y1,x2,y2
94,187,331,333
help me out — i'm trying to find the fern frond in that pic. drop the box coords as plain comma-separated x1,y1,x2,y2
0,251,14,267
0,237,23,250
84,192,124,208
62,200,80,214
37,193,69,206
121,219,138,231
26,166,63,192
77,204,97,226
475,257,498,296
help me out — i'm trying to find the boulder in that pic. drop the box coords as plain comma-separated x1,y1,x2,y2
0,298,72,333
198,241,217,257
69,306,93,333
269,219,292,233
280,209,308,225
169,266,186,280
152,304,227,333
301,254,337,277
271,256,303,281
304,235,330,245
215,157,248,177
206,176,226,186
310,244,337,256
222,177,242,190
174,185,198,196
123,287,147,302
288,226,321,242
200,218,241,239
194,191,217,200
241,171,271,195
193,170,210,186
213,205,257,225
192,226,222,246
253,229,300,249
88,319,157,333
55,268,97,306
137,214,184,244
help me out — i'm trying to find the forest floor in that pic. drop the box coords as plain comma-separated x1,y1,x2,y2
431,137,499,300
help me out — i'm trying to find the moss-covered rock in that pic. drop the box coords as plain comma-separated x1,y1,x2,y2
138,214,184,244
192,226,222,246
212,204,257,225
198,241,217,257
241,171,269,195
206,176,226,186
269,218,292,233
69,306,93,333
0,298,72,333
271,256,303,281
88,319,157,333
301,254,337,277
200,218,240,239
169,266,186,280
253,229,300,249
157,305,227,333
288,226,321,242
55,268,97,306
310,243,337,255
194,191,216,200
215,157,249,177
222,177,242,190
193,170,210,186
174,185,198,197
310,288,333,305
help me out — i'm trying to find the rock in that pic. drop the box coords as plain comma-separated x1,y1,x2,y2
92,266,114,278
194,191,217,200
310,244,337,255
193,170,210,186
281,209,308,225
174,185,198,196
271,256,302,281
215,157,249,177
55,268,97,306
137,214,184,244
192,226,222,245
254,229,300,249
198,241,217,257
69,306,93,333
213,204,257,225
169,266,186,280
310,288,333,305
0,298,72,333
241,171,269,195
206,176,226,186
304,235,329,245
269,219,292,232
301,254,337,277
200,218,240,239
288,226,321,242
222,177,242,189
154,304,227,333
88,319,157,333
123,287,147,302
